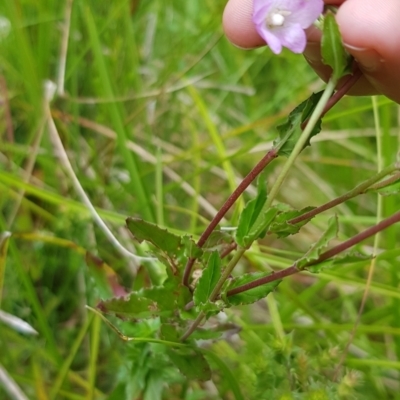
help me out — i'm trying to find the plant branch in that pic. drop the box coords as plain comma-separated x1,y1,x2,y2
226,210,400,297
181,248,246,341
288,164,399,225
182,148,278,287
180,311,205,342
266,78,337,210
368,171,400,192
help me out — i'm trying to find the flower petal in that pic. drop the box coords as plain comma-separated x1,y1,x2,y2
274,22,307,53
288,0,324,28
252,0,323,54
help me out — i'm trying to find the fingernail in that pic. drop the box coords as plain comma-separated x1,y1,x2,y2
303,42,322,64
344,44,384,72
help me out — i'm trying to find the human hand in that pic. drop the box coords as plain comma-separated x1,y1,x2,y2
223,0,400,103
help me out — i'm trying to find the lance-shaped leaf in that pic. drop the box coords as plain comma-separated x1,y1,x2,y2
167,348,211,381
296,215,339,271
224,272,281,306
268,206,316,238
321,12,352,80
236,173,278,248
273,91,323,157
193,251,221,307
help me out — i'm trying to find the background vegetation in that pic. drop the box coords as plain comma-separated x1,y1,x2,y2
0,0,399,399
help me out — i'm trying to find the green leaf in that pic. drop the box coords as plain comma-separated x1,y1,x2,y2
126,217,182,258
307,252,372,273
297,215,339,271
203,230,234,251
167,348,211,381
182,235,203,259
321,13,352,80
140,287,177,312
160,324,180,342
190,327,224,340
97,292,166,319
236,173,278,247
274,91,323,157
224,272,281,306
193,251,221,306
268,206,316,238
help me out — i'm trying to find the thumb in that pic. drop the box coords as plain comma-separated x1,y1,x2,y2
336,0,400,103
305,0,400,103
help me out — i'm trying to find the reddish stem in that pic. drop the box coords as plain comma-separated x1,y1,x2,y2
301,66,362,130
226,210,400,297
182,148,278,287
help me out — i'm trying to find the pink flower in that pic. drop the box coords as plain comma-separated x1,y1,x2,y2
253,0,324,54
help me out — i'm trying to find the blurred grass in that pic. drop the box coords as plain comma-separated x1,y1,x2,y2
0,0,399,399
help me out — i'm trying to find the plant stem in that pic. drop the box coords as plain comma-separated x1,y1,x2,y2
182,148,278,287
266,78,337,210
368,171,400,192
301,66,362,131
180,248,246,341
321,67,362,118
288,164,398,225
180,311,205,342
209,248,246,301
182,79,339,339
226,210,400,297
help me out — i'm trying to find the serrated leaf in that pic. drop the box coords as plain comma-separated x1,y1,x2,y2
167,348,211,381
200,300,225,318
126,217,182,258
274,92,323,157
268,206,316,238
224,272,281,306
321,13,352,80
140,287,176,312
306,252,372,273
297,215,339,270
97,292,164,319
193,251,221,306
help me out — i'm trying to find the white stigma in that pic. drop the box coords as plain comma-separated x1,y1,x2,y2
270,12,285,27
267,10,291,28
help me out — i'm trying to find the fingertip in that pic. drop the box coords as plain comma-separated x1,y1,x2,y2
223,0,265,49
